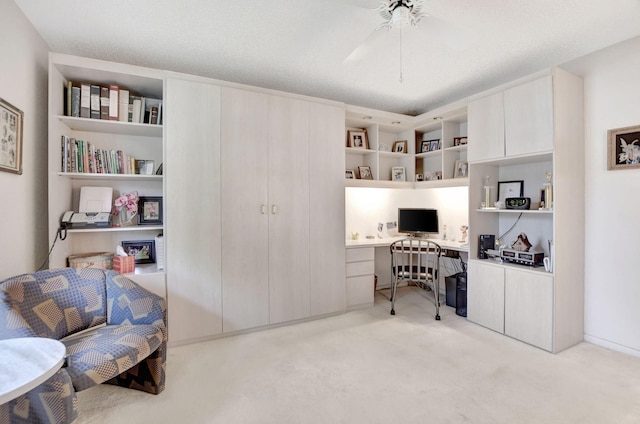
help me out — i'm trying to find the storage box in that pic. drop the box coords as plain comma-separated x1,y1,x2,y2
113,255,135,274
68,252,114,269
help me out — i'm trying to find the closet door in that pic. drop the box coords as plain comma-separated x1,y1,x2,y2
165,77,222,343
309,102,346,315
221,87,270,332
467,92,505,162
268,95,311,324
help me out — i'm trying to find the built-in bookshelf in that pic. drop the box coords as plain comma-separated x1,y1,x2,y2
48,53,165,290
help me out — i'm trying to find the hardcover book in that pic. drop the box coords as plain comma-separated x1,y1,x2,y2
100,86,109,120
109,84,119,120
71,85,81,117
118,89,129,122
80,83,91,118
90,85,101,119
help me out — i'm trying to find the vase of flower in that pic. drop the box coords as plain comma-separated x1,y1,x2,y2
113,191,139,227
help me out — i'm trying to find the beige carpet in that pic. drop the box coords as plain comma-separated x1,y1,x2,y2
77,288,640,423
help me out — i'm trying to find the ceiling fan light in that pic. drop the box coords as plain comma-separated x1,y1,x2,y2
390,6,411,28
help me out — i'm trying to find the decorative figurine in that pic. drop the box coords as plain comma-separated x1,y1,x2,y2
511,233,532,252
543,171,553,210
460,225,469,244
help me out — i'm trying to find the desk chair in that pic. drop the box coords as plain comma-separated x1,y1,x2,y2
390,238,442,320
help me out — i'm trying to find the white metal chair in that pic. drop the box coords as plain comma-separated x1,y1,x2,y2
389,238,442,320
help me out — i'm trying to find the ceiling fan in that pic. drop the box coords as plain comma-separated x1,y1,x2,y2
345,0,470,81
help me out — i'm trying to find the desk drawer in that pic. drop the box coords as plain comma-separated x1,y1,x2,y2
346,260,374,277
346,247,375,262
347,275,374,306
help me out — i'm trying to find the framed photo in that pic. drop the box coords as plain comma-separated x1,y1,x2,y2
392,140,408,153
415,173,424,182
137,196,163,225
135,159,155,175
0,97,23,174
453,137,468,146
607,125,640,170
497,180,524,203
421,141,430,153
453,160,468,178
429,139,440,152
345,169,355,179
391,166,405,182
122,240,156,264
358,165,373,180
347,129,368,149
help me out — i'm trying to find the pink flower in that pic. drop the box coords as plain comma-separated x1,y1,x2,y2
113,192,138,216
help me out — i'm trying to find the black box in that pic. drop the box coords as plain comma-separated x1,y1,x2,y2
478,234,495,259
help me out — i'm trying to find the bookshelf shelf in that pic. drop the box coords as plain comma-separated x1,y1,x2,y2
66,225,163,234
57,172,162,181
57,115,163,137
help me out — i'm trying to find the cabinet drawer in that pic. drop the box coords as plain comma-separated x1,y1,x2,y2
346,275,374,307
346,247,375,263
346,260,375,277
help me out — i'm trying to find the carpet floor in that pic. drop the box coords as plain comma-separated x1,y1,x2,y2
76,287,640,423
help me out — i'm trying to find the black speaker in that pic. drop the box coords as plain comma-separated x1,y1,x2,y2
478,234,495,259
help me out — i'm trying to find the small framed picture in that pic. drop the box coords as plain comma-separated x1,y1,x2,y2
453,160,468,178
135,159,155,175
391,166,405,182
137,196,163,225
347,129,368,149
498,180,524,203
429,140,440,152
416,173,424,182
607,125,640,170
421,141,430,153
345,169,355,179
122,240,156,264
453,136,468,146
358,165,373,180
0,97,24,175
392,140,408,153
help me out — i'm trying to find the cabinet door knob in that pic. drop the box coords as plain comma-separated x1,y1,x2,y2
271,205,278,214
260,205,266,215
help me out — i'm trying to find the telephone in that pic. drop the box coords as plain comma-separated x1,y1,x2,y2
61,211,111,228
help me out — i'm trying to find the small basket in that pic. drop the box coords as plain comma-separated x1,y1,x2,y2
67,252,114,270
113,255,135,274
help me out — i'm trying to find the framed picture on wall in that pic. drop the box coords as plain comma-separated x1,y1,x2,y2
347,129,368,149
0,97,23,175
497,180,524,203
607,125,640,170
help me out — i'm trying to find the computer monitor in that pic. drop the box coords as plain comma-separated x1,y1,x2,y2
397,208,439,237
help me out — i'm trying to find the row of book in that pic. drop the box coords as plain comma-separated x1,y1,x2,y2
61,135,139,175
65,82,163,125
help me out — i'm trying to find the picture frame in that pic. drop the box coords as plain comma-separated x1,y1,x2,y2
358,165,373,180
421,141,430,153
429,140,440,151
392,140,408,153
0,97,24,174
391,166,405,182
453,160,468,178
121,240,156,264
415,173,424,182
135,159,155,175
345,169,355,179
497,180,524,203
607,125,640,170
137,196,163,225
347,129,368,149
453,137,468,146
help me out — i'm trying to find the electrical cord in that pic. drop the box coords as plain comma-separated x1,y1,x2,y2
36,226,67,272
497,213,523,246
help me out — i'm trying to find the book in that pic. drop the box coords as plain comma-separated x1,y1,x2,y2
109,85,119,120
150,107,158,125
80,83,91,118
144,98,162,125
90,85,101,119
66,81,72,116
71,84,81,117
131,96,142,123
100,86,109,120
118,89,129,122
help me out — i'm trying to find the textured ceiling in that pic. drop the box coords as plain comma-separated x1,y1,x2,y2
14,0,640,115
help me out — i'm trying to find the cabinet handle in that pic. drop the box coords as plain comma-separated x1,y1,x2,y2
272,205,278,214
260,205,266,215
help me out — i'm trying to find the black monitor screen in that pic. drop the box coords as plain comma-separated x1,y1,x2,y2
398,208,439,236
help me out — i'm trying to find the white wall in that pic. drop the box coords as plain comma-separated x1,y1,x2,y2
345,186,468,241
0,0,50,280
562,36,640,356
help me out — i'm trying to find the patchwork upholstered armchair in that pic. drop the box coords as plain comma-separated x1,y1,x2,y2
0,268,167,423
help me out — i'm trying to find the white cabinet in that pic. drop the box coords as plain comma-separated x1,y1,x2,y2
221,87,346,332
467,68,584,353
504,75,554,156
165,76,222,343
221,87,271,332
345,247,375,308
467,92,504,162
504,268,553,351
467,260,504,333
47,53,165,289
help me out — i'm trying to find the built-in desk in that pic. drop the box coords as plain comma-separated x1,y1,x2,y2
345,237,468,309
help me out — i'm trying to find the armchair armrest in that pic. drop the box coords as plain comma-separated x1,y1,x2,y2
105,271,166,329
0,290,37,339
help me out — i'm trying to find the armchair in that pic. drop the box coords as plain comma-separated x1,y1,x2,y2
0,268,166,423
